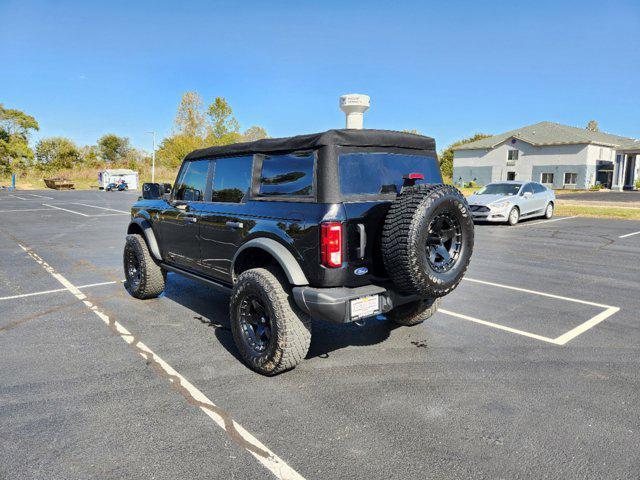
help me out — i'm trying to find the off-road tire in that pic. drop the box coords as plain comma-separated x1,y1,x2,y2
123,234,165,299
230,268,311,376
381,184,474,298
507,207,520,226
387,297,441,326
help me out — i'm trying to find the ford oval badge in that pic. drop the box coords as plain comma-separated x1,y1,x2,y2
354,267,368,276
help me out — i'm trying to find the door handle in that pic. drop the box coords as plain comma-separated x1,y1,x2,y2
226,221,243,229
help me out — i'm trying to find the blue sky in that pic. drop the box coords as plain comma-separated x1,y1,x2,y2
1,0,639,152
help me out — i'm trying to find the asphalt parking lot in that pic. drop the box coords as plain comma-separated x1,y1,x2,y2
1,190,639,479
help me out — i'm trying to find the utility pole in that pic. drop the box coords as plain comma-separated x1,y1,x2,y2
146,131,156,183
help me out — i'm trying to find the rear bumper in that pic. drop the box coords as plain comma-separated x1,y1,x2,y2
292,284,420,324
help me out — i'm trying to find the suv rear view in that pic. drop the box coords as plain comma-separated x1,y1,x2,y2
124,129,474,375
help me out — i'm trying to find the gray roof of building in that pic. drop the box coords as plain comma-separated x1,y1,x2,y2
453,121,638,151
617,139,640,151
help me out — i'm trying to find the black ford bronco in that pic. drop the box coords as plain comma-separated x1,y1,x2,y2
124,129,474,375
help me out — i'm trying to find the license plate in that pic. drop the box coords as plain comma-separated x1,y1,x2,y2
350,295,380,320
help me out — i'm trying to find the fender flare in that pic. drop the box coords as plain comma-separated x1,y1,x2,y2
129,217,162,261
232,238,309,286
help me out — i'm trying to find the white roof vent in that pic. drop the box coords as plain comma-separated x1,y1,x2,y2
339,94,370,129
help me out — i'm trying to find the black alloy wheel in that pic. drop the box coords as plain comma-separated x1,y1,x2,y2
125,247,142,290
238,295,273,353
425,213,463,273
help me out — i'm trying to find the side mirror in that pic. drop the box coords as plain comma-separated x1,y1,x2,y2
523,191,533,199
142,182,162,199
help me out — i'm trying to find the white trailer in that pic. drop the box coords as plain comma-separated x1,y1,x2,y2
98,169,139,190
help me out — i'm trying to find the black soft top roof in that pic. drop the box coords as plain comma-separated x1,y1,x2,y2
185,129,436,161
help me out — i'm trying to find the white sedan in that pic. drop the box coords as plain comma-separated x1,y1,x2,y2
466,181,556,225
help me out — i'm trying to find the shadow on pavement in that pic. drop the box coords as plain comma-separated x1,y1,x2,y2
162,273,395,363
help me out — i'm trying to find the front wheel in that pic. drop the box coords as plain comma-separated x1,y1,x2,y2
123,234,165,299
507,207,520,226
230,268,311,375
544,202,554,219
387,297,441,326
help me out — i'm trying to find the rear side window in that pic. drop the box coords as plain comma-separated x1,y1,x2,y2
521,183,534,195
258,151,314,197
174,160,209,201
532,183,546,193
211,156,253,203
339,152,441,196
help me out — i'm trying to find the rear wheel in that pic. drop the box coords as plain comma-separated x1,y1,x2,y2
123,234,165,299
507,207,520,226
387,297,441,326
544,202,554,219
230,268,311,375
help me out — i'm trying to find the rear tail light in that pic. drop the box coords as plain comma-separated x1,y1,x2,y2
321,222,343,268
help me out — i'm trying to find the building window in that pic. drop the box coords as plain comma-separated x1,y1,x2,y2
506,150,519,166
507,171,516,181
564,172,578,185
541,173,554,184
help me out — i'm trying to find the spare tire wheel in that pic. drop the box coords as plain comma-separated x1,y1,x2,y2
381,184,474,297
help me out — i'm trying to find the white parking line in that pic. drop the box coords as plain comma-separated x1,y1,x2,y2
517,215,578,227
9,194,29,200
26,193,54,199
17,244,305,480
0,281,117,301
42,203,90,216
464,277,611,308
72,202,130,214
0,208,57,213
619,230,640,239
439,309,558,344
440,277,620,345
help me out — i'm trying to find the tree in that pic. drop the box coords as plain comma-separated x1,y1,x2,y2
586,120,599,132
0,104,39,174
242,126,268,142
98,134,131,164
156,134,205,168
206,97,241,145
157,93,269,168
174,92,206,138
79,145,100,166
439,133,492,180
35,137,81,170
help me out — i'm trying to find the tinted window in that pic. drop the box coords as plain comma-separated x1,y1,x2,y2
211,156,253,203
532,183,546,193
477,183,521,196
259,152,314,197
521,184,534,195
174,160,209,201
339,152,441,196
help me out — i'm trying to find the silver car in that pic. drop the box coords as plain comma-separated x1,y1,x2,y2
466,181,556,225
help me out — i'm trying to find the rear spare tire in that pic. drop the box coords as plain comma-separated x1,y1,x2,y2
381,184,474,297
